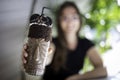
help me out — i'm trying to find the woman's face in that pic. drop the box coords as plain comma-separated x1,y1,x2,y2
60,7,80,35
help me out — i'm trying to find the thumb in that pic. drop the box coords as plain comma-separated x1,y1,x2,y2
48,48,53,55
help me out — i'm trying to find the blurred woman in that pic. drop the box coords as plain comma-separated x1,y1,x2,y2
22,1,107,80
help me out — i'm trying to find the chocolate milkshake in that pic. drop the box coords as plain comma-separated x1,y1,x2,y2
24,7,52,76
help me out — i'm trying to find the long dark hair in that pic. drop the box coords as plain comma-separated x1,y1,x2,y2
51,1,82,71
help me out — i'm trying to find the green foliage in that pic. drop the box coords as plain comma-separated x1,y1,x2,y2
81,0,120,73
85,0,120,53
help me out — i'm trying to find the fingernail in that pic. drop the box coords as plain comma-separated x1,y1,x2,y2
23,60,26,63
25,53,28,57
23,45,27,49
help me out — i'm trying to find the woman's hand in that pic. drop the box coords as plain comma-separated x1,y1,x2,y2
22,43,28,64
65,74,80,80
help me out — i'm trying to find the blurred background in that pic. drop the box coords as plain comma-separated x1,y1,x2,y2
0,0,120,80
